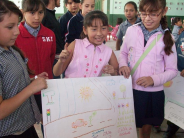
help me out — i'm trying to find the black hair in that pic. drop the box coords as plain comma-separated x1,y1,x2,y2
22,0,46,13
116,18,123,25
124,1,138,11
172,17,181,26
81,10,108,39
139,0,174,56
0,0,34,75
64,0,80,4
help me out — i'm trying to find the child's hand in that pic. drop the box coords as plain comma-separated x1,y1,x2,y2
119,66,130,78
178,28,184,35
180,70,184,77
37,72,48,79
136,76,154,88
102,65,115,74
28,78,47,94
59,43,70,63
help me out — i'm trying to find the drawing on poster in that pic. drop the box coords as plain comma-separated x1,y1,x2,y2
41,76,137,138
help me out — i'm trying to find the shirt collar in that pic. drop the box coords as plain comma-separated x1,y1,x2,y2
125,17,141,26
83,38,105,53
0,46,13,54
24,22,40,36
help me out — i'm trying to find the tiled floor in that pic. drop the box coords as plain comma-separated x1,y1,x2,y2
35,38,184,138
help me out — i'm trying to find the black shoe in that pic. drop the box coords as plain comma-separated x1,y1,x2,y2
153,126,161,133
163,131,174,138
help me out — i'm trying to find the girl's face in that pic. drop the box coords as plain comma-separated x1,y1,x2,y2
0,13,19,50
175,20,182,27
24,4,44,29
83,19,108,46
124,4,137,21
80,0,95,17
141,7,168,32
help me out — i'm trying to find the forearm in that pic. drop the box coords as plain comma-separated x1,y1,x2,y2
53,60,65,76
0,87,32,120
116,39,121,50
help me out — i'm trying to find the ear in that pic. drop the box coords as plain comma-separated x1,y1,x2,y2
83,26,87,35
79,3,82,10
162,7,168,16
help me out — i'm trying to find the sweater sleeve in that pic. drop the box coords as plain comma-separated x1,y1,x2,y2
65,19,77,44
118,28,130,68
151,44,178,86
51,34,56,65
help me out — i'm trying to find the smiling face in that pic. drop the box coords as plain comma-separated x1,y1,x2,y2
23,4,44,29
141,7,168,32
83,19,108,46
0,13,20,50
80,0,95,17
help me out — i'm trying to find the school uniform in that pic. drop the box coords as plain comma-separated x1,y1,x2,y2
65,38,112,78
172,25,181,42
0,46,40,137
65,11,83,44
119,22,178,127
116,17,141,44
15,22,56,113
58,10,73,49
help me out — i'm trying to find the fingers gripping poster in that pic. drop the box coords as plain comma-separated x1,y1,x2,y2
41,76,137,138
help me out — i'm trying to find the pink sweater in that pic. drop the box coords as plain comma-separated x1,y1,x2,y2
119,24,178,92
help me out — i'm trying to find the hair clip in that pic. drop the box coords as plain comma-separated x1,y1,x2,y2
164,28,169,32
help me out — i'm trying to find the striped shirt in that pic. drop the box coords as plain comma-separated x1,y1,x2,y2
0,46,41,136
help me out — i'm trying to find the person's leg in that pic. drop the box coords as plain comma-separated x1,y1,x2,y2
139,125,152,138
163,121,180,138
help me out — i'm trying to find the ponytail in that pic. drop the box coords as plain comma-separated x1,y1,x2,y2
160,16,174,55
12,46,34,75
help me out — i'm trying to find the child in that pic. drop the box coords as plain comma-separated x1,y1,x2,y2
15,0,56,117
65,0,95,44
58,0,80,51
42,0,63,79
111,18,123,40
0,0,47,137
116,1,141,50
53,10,118,78
163,31,184,138
172,17,183,42
118,0,178,137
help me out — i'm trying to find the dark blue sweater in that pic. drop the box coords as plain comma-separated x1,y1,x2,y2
65,11,83,43
58,10,73,47
176,31,184,71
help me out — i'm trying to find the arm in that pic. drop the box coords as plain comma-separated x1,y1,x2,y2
116,38,122,50
0,78,47,120
65,19,77,44
108,51,119,76
53,41,75,76
151,45,178,87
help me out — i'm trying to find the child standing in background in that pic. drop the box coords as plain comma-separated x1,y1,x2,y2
65,0,95,44
53,10,118,78
172,17,184,42
116,1,141,50
0,0,47,137
119,0,177,137
58,0,80,48
111,18,123,40
15,0,56,119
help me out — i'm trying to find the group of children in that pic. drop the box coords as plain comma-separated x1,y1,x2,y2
0,0,182,138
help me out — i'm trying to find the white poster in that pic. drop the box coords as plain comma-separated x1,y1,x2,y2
164,72,184,107
41,76,137,138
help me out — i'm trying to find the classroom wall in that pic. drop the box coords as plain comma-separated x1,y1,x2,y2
11,0,184,29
